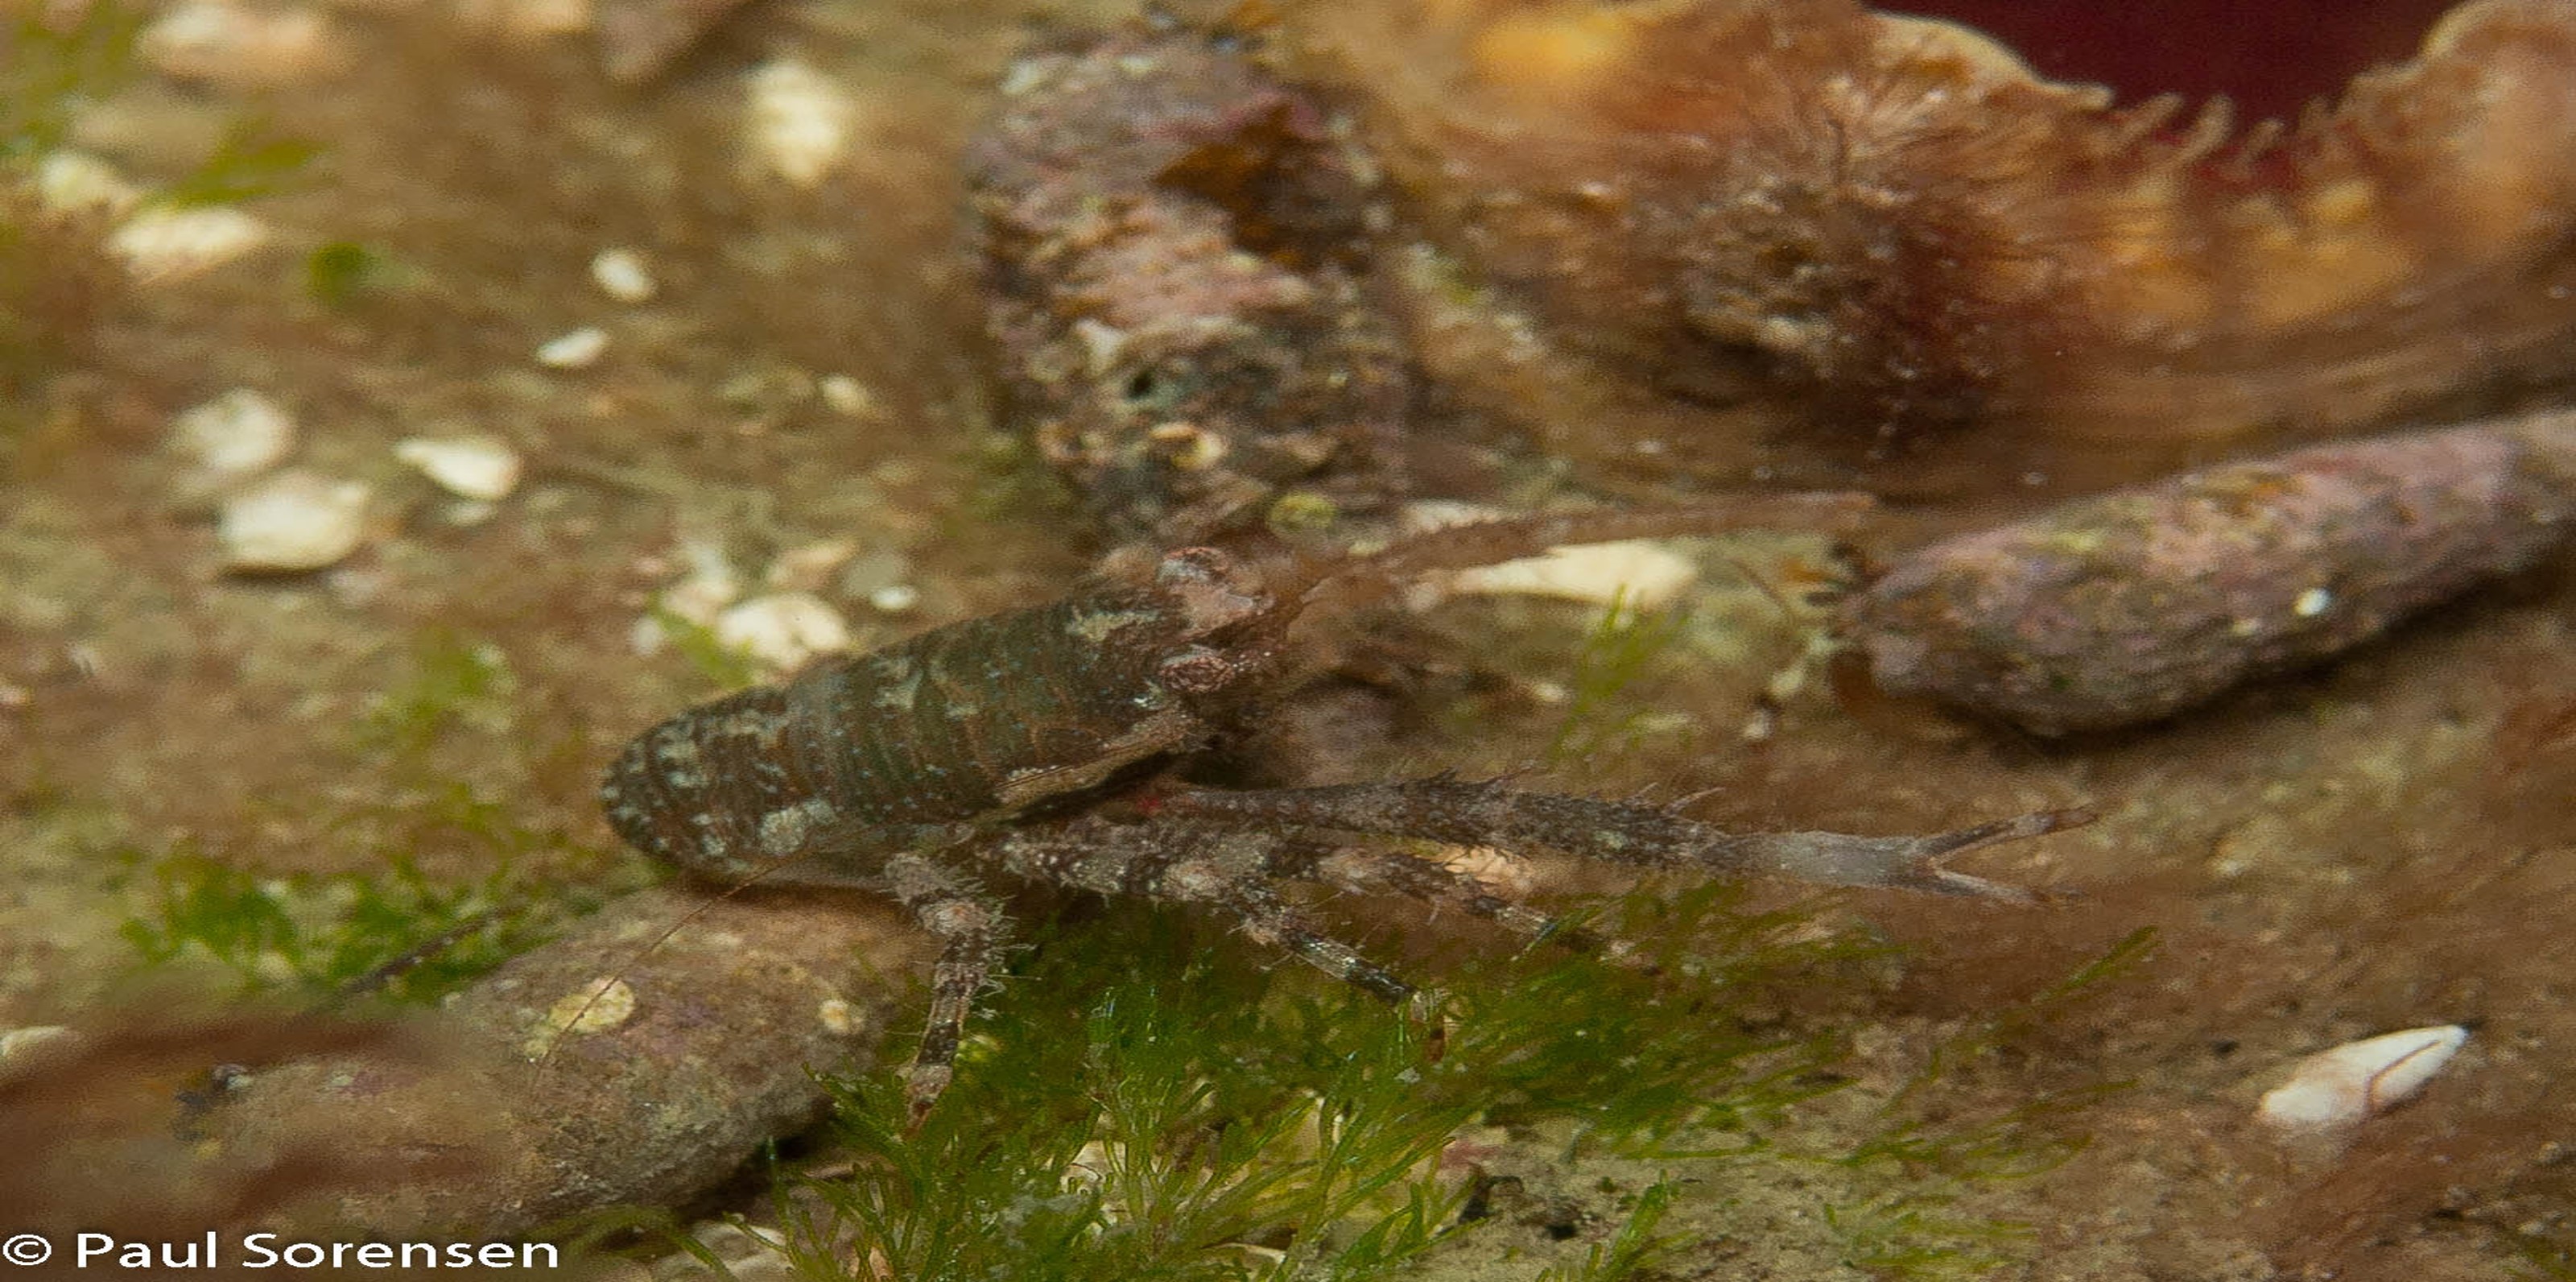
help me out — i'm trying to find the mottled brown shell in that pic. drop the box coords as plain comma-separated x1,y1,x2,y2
601,549,1274,882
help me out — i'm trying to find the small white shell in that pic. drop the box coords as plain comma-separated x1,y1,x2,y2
714,593,853,671
1447,541,1701,610
33,151,143,217
138,0,346,88
394,433,523,502
171,388,296,490
743,58,857,188
2256,1024,2467,1131
218,469,370,572
590,246,657,303
109,206,272,283
816,374,878,418
762,539,857,593
653,541,742,628
1402,499,1701,609
535,326,609,368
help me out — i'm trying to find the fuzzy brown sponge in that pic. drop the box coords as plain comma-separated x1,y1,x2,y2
1288,0,2576,469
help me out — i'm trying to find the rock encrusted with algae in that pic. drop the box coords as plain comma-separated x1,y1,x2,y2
207,887,929,1237
966,27,1412,542
1840,407,2576,732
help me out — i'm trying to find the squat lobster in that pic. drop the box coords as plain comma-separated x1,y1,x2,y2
600,498,2083,1123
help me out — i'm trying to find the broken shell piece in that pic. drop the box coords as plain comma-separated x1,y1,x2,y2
744,57,857,188
218,469,370,572
816,374,878,418
713,593,852,671
1447,540,1701,609
535,326,609,368
2256,1024,2467,1132
394,433,523,502
590,246,656,303
33,151,143,217
762,538,857,593
139,0,347,88
1406,499,1701,608
171,389,296,492
109,207,271,283
654,542,741,627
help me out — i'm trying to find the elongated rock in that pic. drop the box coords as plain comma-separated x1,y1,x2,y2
208,887,927,1238
1842,410,2576,734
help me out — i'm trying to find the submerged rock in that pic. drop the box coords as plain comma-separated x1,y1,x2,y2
208,888,929,1237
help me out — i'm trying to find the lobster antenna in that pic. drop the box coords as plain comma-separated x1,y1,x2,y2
1286,493,1880,615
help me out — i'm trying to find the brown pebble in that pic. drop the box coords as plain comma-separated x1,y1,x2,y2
210,887,927,1237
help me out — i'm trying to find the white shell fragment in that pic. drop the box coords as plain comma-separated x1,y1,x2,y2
171,389,296,490
652,541,742,631
762,539,857,593
109,206,272,283
217,469,371,572
394,433,523,502
1448,540,1702,609
535,326,610,368
1401,499,1701,609
2256,1024,2467,1131
35,151,268,284
590,246,657,303
33,151,144,217
816,373,878,418
714,593,852,671
139,0,347,88
744,58,857,187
